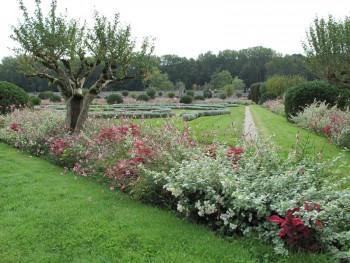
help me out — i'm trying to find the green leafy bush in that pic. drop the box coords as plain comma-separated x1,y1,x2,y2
259,92,277,104
203,89,212,99
146,87,156,99
0,81,30,114
193,95,205,101
121,90,129,97
167,92,175,98
30,97,41,106
219,93,227,100
38,91,54,100
186,90,195,97
236,92,242,98
179,95,193,104
248,82,262,103
136,94,150,102
284,81,349,119
130,93,137,99
106,93,123,104
50,95,62,102
157,91,163,97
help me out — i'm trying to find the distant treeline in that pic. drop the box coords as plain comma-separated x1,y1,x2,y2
0,46,315,92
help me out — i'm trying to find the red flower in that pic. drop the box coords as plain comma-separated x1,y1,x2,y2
226,147,244,164
268,203,323,251
10,123,21,132
324,125,331,137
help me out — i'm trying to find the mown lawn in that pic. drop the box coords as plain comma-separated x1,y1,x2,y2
0,142,333,263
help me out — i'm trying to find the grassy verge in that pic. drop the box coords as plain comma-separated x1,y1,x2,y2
0,142,332,262
250,105,350,182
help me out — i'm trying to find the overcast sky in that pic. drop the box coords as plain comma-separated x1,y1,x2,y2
1,0,349,60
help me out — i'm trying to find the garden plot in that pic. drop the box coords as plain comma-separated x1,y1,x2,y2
92,103,239,121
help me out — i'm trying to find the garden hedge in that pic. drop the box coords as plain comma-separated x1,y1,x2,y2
0,81,30,114
284,80,350,119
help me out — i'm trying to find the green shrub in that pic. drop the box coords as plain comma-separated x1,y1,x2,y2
106,93,123,104
224,85,234,98
259,92,277,104
38,91,53,100
136,94,150,102
146,87,156,99
236,92,242,98
284,80,349,119
30,97,41,106
219,93,227,100
248,82,262,103
193,95,205,101
167,92,176,98
50,94,62,102
121,90,129,97
0,81,30,114
186,90,195,97
130,93,137,99
180,95,193,104
157,91,163,97
203,89,212,99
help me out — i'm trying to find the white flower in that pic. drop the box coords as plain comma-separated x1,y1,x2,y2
229,223,237,230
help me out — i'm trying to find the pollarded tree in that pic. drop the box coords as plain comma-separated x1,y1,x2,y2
11,0,154,131
303,15,350,88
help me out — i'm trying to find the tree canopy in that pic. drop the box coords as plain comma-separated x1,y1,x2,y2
11,0,153,131
303,15,350,88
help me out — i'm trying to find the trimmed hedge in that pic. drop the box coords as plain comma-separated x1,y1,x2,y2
106,93,123,104
179,95,193,104
284,80,350,119
182,109,231,121
0,81,30,114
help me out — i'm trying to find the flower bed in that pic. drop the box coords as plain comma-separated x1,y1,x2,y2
0,108,349,260
292,101,350,149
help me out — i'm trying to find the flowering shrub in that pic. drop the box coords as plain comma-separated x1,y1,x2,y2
261,99,285,116
292,101,350,149
144,141,350,259
1,107,350,260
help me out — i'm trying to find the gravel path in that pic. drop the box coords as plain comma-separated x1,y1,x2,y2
243,106,258,142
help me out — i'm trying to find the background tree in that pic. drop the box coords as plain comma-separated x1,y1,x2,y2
210,70,233,90
144,67,174,90
231,76,245,91
303,15,350,88
266,75,306,97
11,0,153,131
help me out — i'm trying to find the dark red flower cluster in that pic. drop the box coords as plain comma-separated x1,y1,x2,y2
97,124,142,142
226,147,244,164
268,202,323,251
51,138,70,156
10,123,21,132
324,125,331,138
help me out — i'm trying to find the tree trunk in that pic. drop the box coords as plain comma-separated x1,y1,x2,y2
74,92,96,132
66,95,83,131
